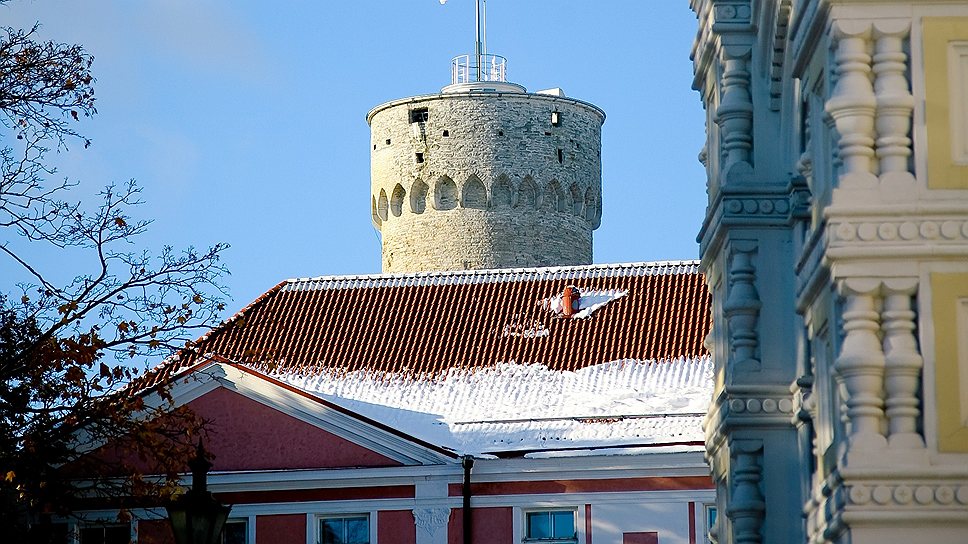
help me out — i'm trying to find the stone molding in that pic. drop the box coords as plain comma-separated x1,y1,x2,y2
698,181,811,256
705,385,797,452
845,482,968,507
829,217,968,245
414,507,450,544
713,1,752,26
806,470,968,543
768,1,793,111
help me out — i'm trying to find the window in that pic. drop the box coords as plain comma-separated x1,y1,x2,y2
410,108,429,123
703,504,718,544
320,515,369,544
79,525,128,544
222,519,248,544
525,510,576,543
551,111,561,126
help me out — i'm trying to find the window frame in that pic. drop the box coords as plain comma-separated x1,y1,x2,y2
76,522,131,544
220,517,250,544
315,513,373,544
522,508,578,544
702,503,718,544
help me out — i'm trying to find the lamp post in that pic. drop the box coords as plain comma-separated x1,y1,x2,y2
166,440,231,544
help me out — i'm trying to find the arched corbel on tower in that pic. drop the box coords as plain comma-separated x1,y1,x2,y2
568,182,583,216
377,188,389,222
543,180,566,213
371,194,382,230
460,174,487,209
517,176,537,209
390,183,406,217
434,175,458,211
583,187,601,229
410,178,429,214
491,174,512,208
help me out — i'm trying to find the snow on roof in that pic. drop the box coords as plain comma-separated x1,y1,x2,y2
277,356,713,456
282,260,701,291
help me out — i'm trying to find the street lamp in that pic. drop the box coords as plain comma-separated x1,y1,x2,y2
166,440,231,544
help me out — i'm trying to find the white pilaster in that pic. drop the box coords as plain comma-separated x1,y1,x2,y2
825,22,878,190
414,507,450,544
881,279,925,451
872,20,916,193
724,242,761,372
728,441,765,544
834,278,888,458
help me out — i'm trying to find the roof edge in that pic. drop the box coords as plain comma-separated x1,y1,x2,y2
282,260,702,291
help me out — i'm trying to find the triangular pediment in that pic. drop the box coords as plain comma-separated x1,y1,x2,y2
165,361,455,468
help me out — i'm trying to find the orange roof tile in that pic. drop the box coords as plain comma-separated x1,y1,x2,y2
178,261,710,376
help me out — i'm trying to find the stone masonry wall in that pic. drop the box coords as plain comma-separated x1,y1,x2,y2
368,92,604,273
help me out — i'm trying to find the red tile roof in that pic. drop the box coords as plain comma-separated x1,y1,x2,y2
178,261,710,376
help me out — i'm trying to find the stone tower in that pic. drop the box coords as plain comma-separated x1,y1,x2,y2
367,51,605,273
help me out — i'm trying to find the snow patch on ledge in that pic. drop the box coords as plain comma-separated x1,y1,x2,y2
275,357,713,456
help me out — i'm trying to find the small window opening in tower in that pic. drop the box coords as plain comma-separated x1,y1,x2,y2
415,152,425,164
386,138,391,145
373,144,377,150
551,111,561,126
442,129,450,137
410,108,429,124
557,149,564,163
544,131,552,136
498,130,504,136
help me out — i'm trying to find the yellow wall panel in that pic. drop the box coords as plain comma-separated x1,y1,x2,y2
923,18,968,189
931,272,968,452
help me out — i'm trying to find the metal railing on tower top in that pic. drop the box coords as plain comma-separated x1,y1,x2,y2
451,53,507,85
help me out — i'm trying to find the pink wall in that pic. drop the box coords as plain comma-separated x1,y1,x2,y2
256,514,305,544
378,510,416,544
188,387,402,471
447,507,513,544
624,532,659,544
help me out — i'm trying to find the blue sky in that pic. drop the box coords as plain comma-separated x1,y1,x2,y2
3,1,707,315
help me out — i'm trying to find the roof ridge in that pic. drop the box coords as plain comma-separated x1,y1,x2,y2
282,260,702,291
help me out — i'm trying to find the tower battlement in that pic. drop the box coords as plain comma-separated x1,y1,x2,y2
367,89,605,273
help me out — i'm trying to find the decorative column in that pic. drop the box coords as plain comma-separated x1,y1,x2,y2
716,43,755,182
724,242,761,371
834,279,888,456
881,279,925,450
825,22,878,190
728,441,765,544
414,507,450,544
872,21,916,190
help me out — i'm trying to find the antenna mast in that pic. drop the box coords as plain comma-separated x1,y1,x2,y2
474,0,486,81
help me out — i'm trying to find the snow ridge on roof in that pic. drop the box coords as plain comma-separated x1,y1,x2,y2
278,356,713,455
282,260,701,292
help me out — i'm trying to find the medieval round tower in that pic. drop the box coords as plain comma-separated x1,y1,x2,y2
367,48,605,273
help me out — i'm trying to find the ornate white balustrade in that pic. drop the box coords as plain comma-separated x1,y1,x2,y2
826,23,879,190
834,278,925,463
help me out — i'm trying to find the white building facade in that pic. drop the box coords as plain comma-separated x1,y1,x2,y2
690,1,968,543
